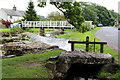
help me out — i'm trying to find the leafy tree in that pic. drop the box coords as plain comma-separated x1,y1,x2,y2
23,0,39,21
95,5,115,26
38,1,84,30
110,10,120,25
81,2,117,26
81,2,98,25
38,15,47,21
47,11,66,21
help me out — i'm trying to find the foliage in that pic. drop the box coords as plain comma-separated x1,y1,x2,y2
2,49,64,78
47,11,66,21
97,71,111,78
23,1,40,21
38,15,47,21
38,1,119,26
78,22,91,33
98,62,120,79
1,20,13,28
0,19,3,21
95,5,115,26
38,1,84,30
110,10,120,26
81,2,118,26
81,2,98,25
112,71,120,79
13,20,22,23
57,27,118,58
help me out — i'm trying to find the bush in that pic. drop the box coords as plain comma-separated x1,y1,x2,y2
78,22,91,33
13,20,22,23
1,20,13,28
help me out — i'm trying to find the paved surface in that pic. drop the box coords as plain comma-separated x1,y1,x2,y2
95,27,119,51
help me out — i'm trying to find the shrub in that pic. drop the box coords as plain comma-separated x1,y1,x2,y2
1,20,13,28
13,20,22,23
78,22,91,33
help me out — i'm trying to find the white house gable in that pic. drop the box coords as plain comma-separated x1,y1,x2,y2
0,9,8,20
0,5,25,22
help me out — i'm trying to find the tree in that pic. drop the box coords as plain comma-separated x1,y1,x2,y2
47,11,66,21
110,10,120,26
23,0,39,21
81,2,117,26
38,1,84,30
95,5,115,26
81,2,98,25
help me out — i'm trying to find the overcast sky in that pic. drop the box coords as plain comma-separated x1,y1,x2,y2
0,0,119,17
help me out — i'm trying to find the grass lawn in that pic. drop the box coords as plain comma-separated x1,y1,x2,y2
0,27,21,32
0,29,11,32
22,28,74,33
22,29,54,33
2,49,64,79
57,27,118,59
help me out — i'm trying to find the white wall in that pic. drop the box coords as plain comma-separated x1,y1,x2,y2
0,9,7,20
85,21,94,29
8,16,23,22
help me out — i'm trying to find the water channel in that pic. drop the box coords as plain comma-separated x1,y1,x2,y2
26,32,71,51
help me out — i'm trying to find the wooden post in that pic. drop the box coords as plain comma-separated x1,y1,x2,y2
94,38,96,52
86,36,89,52
60,28,64,34
100,44,104,53
40,28,45,36
71,43,74,51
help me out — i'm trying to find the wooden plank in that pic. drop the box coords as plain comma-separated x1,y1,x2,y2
68,41,107,44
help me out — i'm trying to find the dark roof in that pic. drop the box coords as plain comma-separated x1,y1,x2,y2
1,8,25,17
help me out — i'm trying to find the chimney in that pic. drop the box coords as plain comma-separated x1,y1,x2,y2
13,5,16,11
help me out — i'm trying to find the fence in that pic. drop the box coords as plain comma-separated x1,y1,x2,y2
22,21,74,29
68,36,107,53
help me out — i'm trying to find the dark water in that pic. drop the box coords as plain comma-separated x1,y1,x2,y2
62,64,102,80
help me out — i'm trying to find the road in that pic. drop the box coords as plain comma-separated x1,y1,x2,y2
95,27,119,51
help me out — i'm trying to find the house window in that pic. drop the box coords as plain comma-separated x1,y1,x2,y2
10,16,12,19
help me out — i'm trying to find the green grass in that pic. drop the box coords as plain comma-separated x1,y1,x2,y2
2,49,64,78
22,29,54,33
0,27,21,32
0,29,11,32
57,27,118,58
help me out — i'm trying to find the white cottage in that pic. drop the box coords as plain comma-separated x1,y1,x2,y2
0,5,25,22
